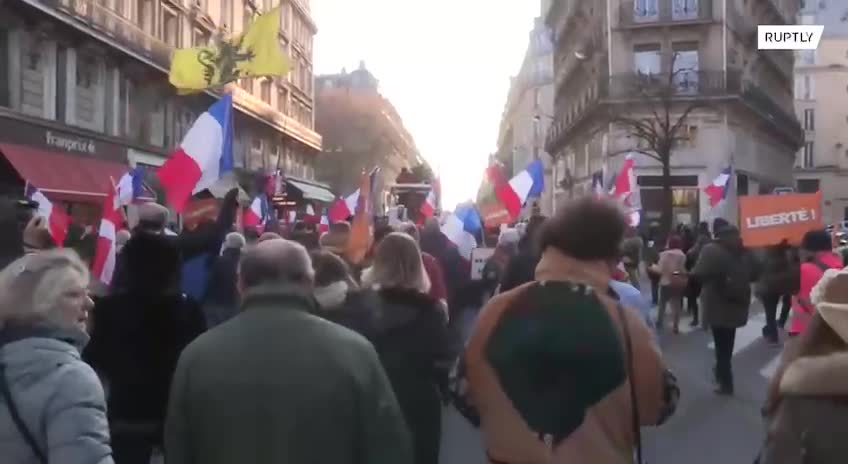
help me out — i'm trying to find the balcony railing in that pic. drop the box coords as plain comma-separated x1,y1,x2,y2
607,70,739,100
46,0,174,69
546,70,803,152
620,0,713,27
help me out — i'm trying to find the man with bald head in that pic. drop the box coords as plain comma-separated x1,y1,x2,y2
165,239,412,464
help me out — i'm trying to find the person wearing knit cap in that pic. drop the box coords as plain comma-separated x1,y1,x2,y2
136,202,170,233
760,268,848,463
258,232,283,243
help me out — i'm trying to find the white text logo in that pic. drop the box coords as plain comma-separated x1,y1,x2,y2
758,25,824,50
745,209,817,229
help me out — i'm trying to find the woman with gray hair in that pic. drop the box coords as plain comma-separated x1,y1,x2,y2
360,232,458,464
0,249,113,463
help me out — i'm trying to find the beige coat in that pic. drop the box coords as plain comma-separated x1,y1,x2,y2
465,248,666,464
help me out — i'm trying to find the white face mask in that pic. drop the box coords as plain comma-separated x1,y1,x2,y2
313,281,349,309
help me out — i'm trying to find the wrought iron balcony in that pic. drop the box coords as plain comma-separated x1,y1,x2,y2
607,70,740,100
619,0,713,27
545,70,803,153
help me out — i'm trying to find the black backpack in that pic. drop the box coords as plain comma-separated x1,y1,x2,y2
718,252,752,305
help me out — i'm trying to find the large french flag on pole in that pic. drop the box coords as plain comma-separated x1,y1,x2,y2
704,166,732,207
91,184,122,285
496,159,545,220
157,94,234,212
25,183,70,247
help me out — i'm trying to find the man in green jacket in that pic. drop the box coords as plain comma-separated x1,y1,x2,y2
165,238,412,464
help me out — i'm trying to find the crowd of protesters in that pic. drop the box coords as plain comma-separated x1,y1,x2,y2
3,190,848,463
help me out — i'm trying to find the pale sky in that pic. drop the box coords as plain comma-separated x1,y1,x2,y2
311,0,541,210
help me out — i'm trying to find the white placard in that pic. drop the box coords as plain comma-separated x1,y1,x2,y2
470,247,495,281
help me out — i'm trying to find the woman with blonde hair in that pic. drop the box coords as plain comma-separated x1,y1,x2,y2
361,232,457,464
0,249,113,463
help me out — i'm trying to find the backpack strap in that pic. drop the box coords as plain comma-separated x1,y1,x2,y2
0,362,47,463
811,259,830,273
615,303,643,464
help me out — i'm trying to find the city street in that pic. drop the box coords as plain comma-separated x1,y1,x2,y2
439,302,784,464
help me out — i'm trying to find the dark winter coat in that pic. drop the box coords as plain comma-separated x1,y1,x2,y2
691,240,756,328
421,230,470,310
83,233,207,444
328,286,457,464
500,239,540,293
110,197,237,294
756,245,798,297
202,248,241,327
164,284,412,464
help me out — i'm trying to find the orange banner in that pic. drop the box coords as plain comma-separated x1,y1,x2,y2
739,192,822,247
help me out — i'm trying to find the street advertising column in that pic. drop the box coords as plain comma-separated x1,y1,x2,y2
739,192,823,247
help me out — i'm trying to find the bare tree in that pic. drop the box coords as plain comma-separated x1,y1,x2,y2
605,53,710,236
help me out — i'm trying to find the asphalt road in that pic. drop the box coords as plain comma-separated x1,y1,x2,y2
439,301,784,464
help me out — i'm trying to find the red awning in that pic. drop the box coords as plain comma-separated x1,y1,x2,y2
0,143,128,204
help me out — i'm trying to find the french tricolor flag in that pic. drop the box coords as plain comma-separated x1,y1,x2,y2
319,214,329,234
243,196,264,229
92,184,122,285
441,203,481,260
497,159,544,220
304,204,320,224
25,183,69,247
420,188,436,218
157,94,234,212
704,166,732,207
114,167,146,207
328,168,379,223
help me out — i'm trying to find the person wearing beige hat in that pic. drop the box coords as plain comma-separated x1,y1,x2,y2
759,268,848,463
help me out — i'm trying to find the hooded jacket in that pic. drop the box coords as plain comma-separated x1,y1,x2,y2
0,320,113,464
465,248,667,464
83,233,206,438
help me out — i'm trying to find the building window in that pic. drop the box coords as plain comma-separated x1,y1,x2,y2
797,178,820,193
803,141,814,168
220,0,232,30
260,79,271,103
633,0,659,20
804,109,815,131
633,44,661,75
243,4,256,32
672,43,699,93
802,74,814,99
240,78,252,94
193,28,210,47
162,7,180,47
137,0,154,33
798,49,816,65
277,86,288,114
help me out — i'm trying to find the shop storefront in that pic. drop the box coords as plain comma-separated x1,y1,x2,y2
270,176,336,223
0,115,130,226
638,175,701,229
